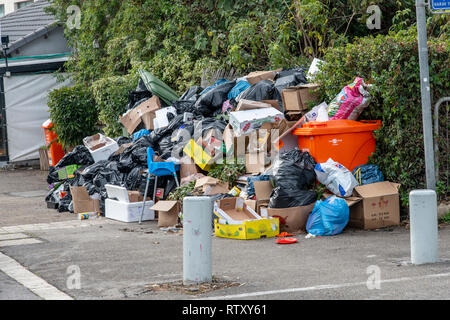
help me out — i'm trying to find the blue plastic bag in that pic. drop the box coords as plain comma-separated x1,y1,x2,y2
352,164,384,186
199,79,229,96
306,196,349,236
133,129,150,141
228,80,251,100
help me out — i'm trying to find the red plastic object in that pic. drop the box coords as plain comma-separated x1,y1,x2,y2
41,120,65,167
276,238,298,245
293,120,382,171
276,232,294,238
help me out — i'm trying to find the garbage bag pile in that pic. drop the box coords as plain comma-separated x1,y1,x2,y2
44,62,393,236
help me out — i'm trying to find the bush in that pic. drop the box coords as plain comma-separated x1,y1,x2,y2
91,74,139,138
48,85,99,148
315,32,449,208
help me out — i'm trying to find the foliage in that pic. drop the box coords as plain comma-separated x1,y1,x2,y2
315,32,449,207
47,84,99,148
91,74,139,137
47,0,432,92
168,181,196,201
441,212,450,224
207,163,246,186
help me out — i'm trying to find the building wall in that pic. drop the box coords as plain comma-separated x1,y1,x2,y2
0,0,37,17
9,26,71,58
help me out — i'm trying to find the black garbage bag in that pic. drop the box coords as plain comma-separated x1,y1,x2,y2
125,166,147,190
273,68,308,105
272,148,316,191
269,188,317,208
269,148,317,209
180,86,203,101
54,145,94,169
126,79,153,111
58,193,73,213
173,100,197,115
193,118,227,140
195,81,236,116
115,136,132,146
239,80,275,101
47,166,60,184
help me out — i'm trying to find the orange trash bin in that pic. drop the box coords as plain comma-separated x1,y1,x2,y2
41,119,65,167
293,120,382,171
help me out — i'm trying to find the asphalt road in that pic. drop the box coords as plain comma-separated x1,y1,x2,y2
1,169,449,300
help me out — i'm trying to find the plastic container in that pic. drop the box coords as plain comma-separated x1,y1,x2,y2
83,134,119,163
41,120,65,167
293,120,382,171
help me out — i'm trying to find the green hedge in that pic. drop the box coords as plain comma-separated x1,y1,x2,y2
48,85,99,148
91,74,139,138
315,32,449,208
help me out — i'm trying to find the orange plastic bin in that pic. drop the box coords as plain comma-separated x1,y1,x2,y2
41,120,65,167
293,120,382,171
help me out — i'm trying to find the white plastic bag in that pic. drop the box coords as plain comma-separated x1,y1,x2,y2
305,102,328,122
314,158,358,197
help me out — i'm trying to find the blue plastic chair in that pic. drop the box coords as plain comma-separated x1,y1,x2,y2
139,147,180,224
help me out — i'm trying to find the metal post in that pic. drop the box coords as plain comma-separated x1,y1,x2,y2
183,197,213,285
416,0,436,190
410,190,438,265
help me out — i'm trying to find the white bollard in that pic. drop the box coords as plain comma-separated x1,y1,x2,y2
183,197,213,285
409,190,438,265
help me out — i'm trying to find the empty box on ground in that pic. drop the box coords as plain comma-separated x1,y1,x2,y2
214,197,279,240
262,203,316,234
150,201,181,228
104,184,155,223
348,181,401,230
70,186,100,214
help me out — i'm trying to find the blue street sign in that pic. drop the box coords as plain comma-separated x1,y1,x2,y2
430,0,450,12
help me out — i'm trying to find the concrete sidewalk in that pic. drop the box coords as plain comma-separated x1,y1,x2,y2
0,169,449,300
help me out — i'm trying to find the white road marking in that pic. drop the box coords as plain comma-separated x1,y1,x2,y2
0,252,73,300
0,219,113,234
200,272,450,300
0,233,30,241
0,238,42,247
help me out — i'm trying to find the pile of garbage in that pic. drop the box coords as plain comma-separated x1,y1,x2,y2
45,61,400,238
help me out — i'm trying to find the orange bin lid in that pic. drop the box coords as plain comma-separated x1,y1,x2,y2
293,120,382,136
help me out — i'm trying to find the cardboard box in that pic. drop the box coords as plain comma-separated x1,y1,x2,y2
180,156,200,179
348,182,401,230
120,96,161,134
70,186,100,214
245,70,279,85
195,177,229,195
281,84,320,111
150,201,181,228
272,117,304,153
223,124,250,159
261,100,281,111
247,119,290,154
254,181,273,200
214,197,279,240
236,99,273,111
245,152,270,174
262,203,316,233
229,107,285,136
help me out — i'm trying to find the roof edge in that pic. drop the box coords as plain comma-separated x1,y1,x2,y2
7,22,61,53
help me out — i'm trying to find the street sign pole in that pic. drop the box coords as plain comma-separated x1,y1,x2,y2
415,0,436,190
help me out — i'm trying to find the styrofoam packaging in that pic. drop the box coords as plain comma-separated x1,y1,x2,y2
104,184,155,223
105,199,155,222
89,137,119,163
229,107,284,136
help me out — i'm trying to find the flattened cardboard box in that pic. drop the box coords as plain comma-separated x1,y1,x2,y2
223,124,250,159
150,201,181,228
120,96,161,134
70,186,100,214
195,177,229,195
281,83,320,111
245,69,281,85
